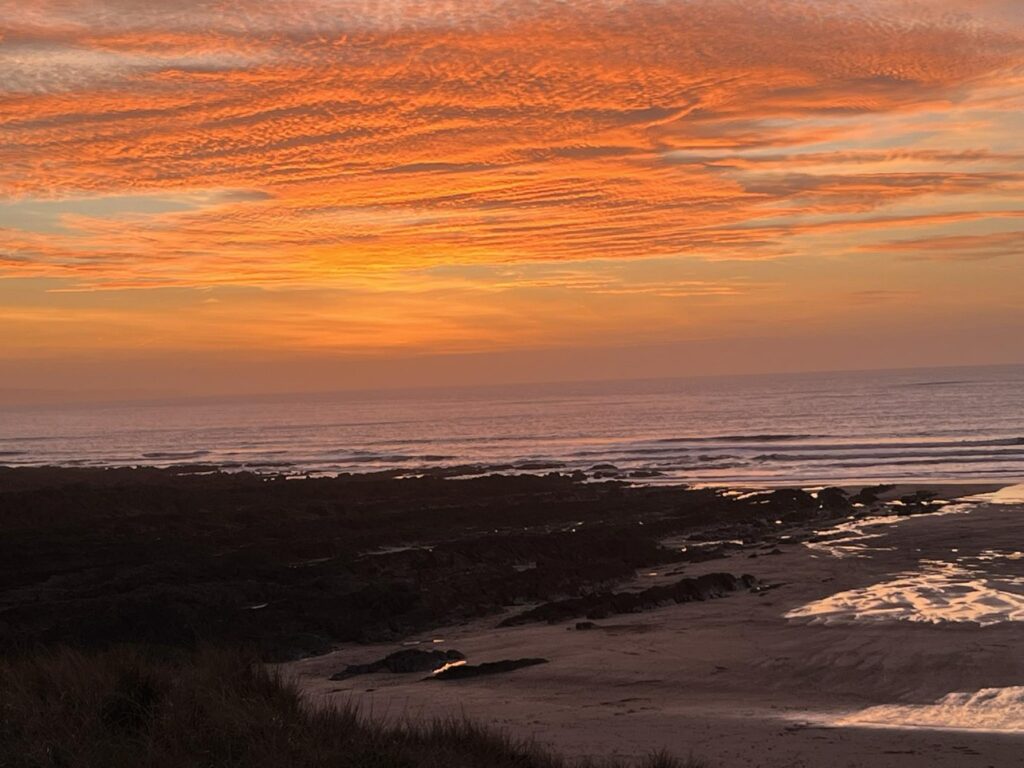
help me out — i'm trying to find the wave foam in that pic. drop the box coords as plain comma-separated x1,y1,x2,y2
839,687,1024,732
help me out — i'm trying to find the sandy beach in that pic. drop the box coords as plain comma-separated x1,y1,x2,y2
289,485,1024,767
3,468,1022,766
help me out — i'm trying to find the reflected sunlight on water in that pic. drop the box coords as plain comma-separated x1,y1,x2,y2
2,364,1023,487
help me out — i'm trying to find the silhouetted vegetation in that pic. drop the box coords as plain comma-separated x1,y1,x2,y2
0,646,706,768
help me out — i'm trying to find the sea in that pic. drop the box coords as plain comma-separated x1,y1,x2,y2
1,364,1022,487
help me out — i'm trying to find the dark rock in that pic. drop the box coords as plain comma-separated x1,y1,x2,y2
0,466,835,657
514,461,565,471
761,489,818,520
574,621,598,630
891,490,944,516
816,487,849,512
628,469,665,478
900,490,938,505
851,484,895,505
431,658,548,680
499,572,757,627
330,649,465,680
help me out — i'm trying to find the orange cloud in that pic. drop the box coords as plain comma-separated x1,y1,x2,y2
0,0,1022,364
861,229,1024,260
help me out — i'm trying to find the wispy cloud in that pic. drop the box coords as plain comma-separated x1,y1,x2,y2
0,0,1022,361
864,229,1024,260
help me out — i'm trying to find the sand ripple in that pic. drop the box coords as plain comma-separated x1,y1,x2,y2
786,560,1024,626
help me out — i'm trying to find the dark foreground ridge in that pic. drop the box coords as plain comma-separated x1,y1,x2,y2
0,467,934,661
0,646,700,768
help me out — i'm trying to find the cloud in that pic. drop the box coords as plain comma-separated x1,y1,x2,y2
848,289,921,304
863,229,1024,260
0,0,1022,362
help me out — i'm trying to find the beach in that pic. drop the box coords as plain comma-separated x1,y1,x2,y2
2,468,1022,766
288,484,1024,767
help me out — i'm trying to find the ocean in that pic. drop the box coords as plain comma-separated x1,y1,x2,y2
1,364,1022,487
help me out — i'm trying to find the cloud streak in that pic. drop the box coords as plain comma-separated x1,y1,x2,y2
0,0,1022,363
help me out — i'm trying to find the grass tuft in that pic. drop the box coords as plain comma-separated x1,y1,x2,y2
0,646,706,768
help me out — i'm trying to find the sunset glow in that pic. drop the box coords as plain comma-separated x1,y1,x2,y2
2,0,1022,398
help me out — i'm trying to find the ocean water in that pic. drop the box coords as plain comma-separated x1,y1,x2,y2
1,364,1022,487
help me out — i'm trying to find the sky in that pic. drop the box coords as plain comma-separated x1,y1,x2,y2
1,0,1022,402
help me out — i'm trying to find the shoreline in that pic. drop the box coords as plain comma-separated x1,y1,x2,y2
286,483,1024,767
4,458,1022,491
2,467,1021,766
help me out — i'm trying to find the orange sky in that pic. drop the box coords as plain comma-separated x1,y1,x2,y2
1,0,1022,401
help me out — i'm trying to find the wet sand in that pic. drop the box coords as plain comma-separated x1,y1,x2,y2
289,486,1024,767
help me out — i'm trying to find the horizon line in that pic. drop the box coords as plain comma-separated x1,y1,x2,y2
3,360,1022,411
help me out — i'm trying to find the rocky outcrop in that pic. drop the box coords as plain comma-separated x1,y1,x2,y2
330,649,465,680
0,467,868,659
851,484,895,505
816,487,850,512
498,572,757,627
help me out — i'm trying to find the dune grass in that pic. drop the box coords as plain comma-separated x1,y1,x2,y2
0,646,704,768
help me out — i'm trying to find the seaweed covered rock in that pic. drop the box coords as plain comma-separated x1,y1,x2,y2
330,649,465,680
851,484,895,506
499,572,757,627
816,487,850,513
